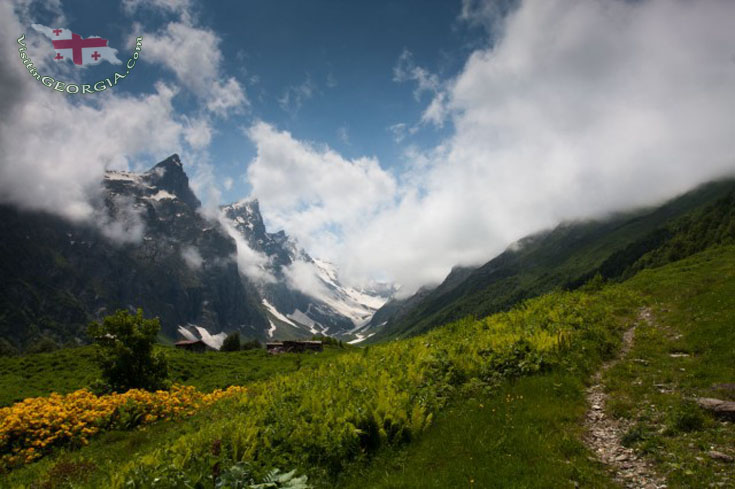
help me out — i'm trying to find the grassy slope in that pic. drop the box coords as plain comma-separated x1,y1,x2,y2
602,245,735,488
0,345,348,406
4,246,735,488
334,245,735,489
372,179,735,342
334,373,616,489
5,287,631,488
2,347,348,488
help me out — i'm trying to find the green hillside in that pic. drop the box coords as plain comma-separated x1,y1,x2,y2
6,244,735,488
3,185,735,488
370,178,735,342
338,245,735,489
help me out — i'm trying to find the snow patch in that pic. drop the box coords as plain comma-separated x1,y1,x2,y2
288,309,320,335
147,190,176,201
348,332,375,344
286,258,391,327
194,326,227,350
267,320,277,338
105,171,141,183
177,325,198,341
262,299,297,327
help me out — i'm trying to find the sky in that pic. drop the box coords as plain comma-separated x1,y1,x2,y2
1,0,735,296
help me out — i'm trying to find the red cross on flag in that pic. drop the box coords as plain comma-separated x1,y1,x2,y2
31,24,122,67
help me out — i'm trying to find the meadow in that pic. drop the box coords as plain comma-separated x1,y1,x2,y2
2,245,735,488
0,344,348,407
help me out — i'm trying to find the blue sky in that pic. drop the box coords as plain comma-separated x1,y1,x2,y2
24,0,488,203
4,0,734,292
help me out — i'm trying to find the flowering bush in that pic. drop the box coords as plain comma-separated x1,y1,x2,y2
0,384,245,470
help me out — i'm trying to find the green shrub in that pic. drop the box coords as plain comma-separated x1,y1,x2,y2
38,458,97,489
0,337,18,356
121,455,310,489
26,336,59,354
241,339,262,351
668,401,705,434
621,423,648,447
87,309,169,393
221,331,242,352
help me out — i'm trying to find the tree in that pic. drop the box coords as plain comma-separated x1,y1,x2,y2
220,331,241,352
241,339,262,351
26,335,59,354
87,309,169,392
0,337,18,356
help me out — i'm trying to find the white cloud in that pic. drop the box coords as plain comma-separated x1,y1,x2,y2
181,245,203,269
393,49,442,102
223,176,234,191
245,122,397,259
387,122,418,143
136,21,247,116
0,2,212,240
183,116,213,149
278,75,316,114
0,31,188,222
247,0,735,295
94,195,146,244
218,212,276,283
458,0,513,34
283,260,332,300
122,0,192,17
186,155,222,216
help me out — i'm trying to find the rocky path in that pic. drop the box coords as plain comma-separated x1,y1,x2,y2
583,308,668,489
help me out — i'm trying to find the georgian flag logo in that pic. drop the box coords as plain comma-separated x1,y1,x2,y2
31,24,122,66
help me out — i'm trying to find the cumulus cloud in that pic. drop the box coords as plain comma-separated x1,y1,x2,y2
248,0,735,295
183,116,213,149
245,122,397,259
0,1,188,222
134,20,247,116
0,1,219,242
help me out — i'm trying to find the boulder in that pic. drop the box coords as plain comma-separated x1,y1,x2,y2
696,397,735,421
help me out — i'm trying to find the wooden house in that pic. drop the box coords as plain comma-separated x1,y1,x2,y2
266,340,323,354
174,339,210,353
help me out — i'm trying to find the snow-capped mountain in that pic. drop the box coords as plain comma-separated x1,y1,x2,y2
0,154,394,350
0,155,270,350
221,199,395,342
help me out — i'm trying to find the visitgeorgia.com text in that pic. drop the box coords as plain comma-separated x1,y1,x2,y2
16,35,143,94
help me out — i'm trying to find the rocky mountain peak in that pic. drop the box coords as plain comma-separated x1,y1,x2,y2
222,199,269,246
144,154,201,209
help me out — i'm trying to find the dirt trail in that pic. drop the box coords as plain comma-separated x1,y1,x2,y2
583,308,668,489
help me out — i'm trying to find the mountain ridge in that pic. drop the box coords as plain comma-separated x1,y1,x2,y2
0,155,392,351
367,177,735,342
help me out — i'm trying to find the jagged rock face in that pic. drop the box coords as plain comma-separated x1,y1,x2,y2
0,155,267,350
221,199,394,341
222,199,304,277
